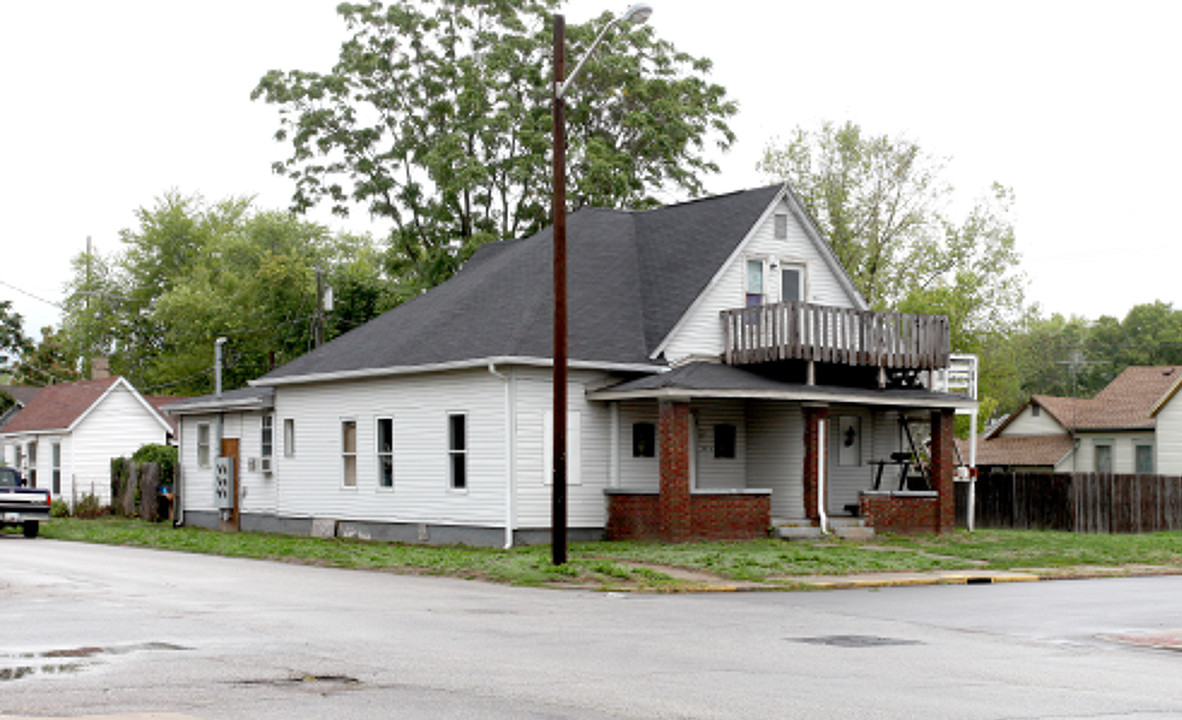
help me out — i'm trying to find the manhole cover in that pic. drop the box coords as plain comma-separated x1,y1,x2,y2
793,635,923,648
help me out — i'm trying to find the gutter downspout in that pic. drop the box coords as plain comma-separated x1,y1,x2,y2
489,364,516,549
817,416,829,534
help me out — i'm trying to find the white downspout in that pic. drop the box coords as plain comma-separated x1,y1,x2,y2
610,404,620,488
489,364,516,549
967,409,977,532
817,417,829,534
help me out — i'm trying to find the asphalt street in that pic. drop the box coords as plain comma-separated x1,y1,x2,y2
2,537,1182,719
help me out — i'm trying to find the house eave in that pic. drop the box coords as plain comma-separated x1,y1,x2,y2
164,397,275,416
588,386,976,410
252,356,665,387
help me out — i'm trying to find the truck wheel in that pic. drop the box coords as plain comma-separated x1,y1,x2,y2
22,521,39,538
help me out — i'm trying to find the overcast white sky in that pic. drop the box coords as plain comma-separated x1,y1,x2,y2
2,0,1179,339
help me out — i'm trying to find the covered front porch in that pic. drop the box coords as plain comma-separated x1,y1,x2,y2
589,362,974,542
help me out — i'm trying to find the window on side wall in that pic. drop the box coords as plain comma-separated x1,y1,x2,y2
197,423,211,468
632,422,656,458
377,417,394,489
341,420,358,488
52,443,61,495
780,265,804,303
1135,444,1154,474
261,415,273,458
1094,442,1113,474
283,418,295,458
448,413,467,490
26,441,37,489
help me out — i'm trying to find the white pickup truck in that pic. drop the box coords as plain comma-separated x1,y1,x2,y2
0,466,51,538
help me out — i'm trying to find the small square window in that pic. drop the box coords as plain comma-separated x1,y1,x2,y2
632,422,656,458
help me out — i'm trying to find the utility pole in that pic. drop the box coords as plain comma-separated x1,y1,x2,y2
314,267,325,348
1057,351,1103,471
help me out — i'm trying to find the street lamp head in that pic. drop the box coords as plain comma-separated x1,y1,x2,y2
621,3,653,25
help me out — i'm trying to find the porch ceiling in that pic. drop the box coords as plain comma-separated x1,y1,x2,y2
588,361,975,411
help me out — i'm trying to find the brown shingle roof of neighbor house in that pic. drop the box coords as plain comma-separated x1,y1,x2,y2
963,434,1076,468
0,377,184,435
994,366,1182,436
0,385,43,407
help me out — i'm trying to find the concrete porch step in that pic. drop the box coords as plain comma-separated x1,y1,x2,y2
773,517,875,541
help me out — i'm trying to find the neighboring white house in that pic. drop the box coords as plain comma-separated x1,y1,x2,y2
0,375,180,506
974,366,1182,474
167,184,975,545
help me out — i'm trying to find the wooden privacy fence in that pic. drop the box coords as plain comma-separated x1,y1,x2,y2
721,301,949,370
955,472,1182,533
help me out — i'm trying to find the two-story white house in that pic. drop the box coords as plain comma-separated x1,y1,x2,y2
167,184,974,545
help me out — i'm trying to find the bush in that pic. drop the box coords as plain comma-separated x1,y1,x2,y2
73,493,107,519
50,499,71,518
132,444,177,487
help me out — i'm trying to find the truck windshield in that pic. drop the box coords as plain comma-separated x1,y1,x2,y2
0,468,20,488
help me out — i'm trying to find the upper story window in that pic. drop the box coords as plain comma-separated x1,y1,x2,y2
774,213,788,239
746,260,764,307
1031,405,1041,417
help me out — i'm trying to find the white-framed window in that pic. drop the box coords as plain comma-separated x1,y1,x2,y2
543,410,582,485
197,423,211,468
376,417,394,489
1135,443,1154,474
51,442,61,494
283,418,296,458
745,259,764,307
341,419,358,488
26,441,37,489
774,213,788,240
261,415,274,458
1094,441,1113,474
448,412,467,490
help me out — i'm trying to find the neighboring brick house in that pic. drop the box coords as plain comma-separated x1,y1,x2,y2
167,184,975,545
973,366,1182,474
0,373,181,506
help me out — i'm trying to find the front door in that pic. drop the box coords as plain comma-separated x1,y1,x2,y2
220,438,240,532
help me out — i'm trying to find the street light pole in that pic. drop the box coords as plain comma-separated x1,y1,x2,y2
551,4,652,566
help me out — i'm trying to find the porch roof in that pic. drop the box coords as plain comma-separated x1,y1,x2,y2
588,362,975,410
161,386,275,416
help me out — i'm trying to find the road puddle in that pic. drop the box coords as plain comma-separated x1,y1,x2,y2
0,642,189,681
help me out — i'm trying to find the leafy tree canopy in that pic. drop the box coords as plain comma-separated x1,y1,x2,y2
252,0,737,295
0,300,32,376
56,192,393,395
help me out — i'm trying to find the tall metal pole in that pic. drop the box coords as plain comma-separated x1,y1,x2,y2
551,13,569,566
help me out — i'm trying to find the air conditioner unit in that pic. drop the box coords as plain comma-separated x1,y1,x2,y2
259,456,273,474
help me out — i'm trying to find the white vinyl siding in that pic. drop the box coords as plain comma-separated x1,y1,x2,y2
690,400,746,490
272,369,509,526
1000,405,1067,436
1067,431,1153,474
746,400,805,519
616,401,660,491
662,196,861,364
1156,393,1182,474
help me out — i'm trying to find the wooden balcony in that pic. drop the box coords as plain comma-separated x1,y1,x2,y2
721,301,950,371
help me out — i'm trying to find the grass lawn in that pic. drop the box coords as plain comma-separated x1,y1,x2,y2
19,517,1182,591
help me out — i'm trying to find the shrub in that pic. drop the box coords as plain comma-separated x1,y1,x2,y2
50,499,71,518
73,493,107,519
132,444,177,486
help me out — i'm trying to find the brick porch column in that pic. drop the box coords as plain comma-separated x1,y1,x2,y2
929,408,955,534
658,399,692,542
802,405,829,522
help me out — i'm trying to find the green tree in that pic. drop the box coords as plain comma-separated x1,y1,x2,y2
0,300,31,375
56,193,392,395
252,0,737,295
12,326,82,386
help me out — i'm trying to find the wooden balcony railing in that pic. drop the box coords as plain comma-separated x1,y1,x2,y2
721,301,950,370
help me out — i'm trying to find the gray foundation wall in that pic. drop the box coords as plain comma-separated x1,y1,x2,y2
181,511,603,547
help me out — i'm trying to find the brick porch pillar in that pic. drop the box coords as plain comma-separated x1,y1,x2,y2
802,405,829,522
929,408,955,534
658,399,692,542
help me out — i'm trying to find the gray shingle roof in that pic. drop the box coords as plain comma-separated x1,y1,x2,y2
258,185,785,384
